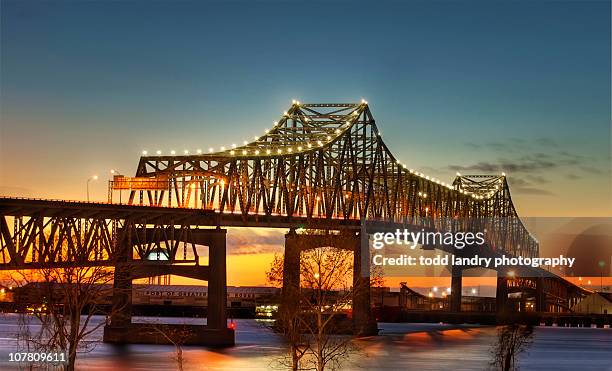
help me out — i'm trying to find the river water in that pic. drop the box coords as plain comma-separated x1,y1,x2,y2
0,315,609,370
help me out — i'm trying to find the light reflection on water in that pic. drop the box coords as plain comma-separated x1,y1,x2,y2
0,315,609,370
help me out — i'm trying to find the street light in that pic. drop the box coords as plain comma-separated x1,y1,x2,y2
87,175,98,202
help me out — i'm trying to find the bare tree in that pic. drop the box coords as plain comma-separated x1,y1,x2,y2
267,231,378,371
7,230,131,371
13,265,118,371
490,324,534,371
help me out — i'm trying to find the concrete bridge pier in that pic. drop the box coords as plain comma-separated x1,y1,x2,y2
535,277,547,312
281,229,377,337
103,228,234,346
496,276,508,312
450,265,463,312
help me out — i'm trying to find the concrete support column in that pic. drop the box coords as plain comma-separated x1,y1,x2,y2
496,276,508,312
450,265,462,312
282,229,301,306
208,228,227,329
535,277,546,312
352,231,376,336
110,263,132,327
110,233,132,328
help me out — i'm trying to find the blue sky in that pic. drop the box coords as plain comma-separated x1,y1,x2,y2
1,0,610,216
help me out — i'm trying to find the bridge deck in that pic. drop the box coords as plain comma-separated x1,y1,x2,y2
0,197,361,229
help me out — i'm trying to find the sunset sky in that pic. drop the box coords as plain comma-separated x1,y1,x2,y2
1,0,610,287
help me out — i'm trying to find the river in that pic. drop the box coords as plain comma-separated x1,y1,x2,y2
0,315,609,370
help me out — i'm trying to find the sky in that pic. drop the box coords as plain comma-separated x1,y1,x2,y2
1,0,610,286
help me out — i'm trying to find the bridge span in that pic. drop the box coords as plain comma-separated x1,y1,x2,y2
0,102,588,346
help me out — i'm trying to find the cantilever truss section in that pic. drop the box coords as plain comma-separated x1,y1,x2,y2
108,103,538,259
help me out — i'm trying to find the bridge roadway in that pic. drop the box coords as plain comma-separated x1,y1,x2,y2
0,196,359,230
0,197,587,297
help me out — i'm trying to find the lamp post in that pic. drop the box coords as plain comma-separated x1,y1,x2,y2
87,175,98,202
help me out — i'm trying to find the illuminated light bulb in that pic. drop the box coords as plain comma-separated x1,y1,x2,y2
265,129,269,133
242,140,247,145
170,150,176,155
220,146,225,151
425,176,430,180
361,99,366,103
254,150,260,155
396,160,401,164
287,148,292,153
501,172,506,176
231,144,237,148
409,169,414,173
335,129,340,133
316,196,321,201
456,172,461,176
254,136,259,140
292,99,296,104
345,194,349,198
184,150,189,154
156,150,162,155
142,150,148,155
423,193,427,198
317,141,323,146
209,148,214,153
273,121,278,126
418,192,422,196
196,149,202,154
283,111,288,116
297,146,303,151
307,143,313,148
242,150,247,155
403,164,407,169
326,136,331,140
230,150,235,155
266,149,271,154
277,149,282,154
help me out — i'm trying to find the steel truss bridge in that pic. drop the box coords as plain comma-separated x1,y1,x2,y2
0,102,587,345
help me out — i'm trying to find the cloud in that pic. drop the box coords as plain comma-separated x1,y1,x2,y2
525,174,550,184
507,178,555,196
512,187,555,196
579,165,603,174
227,229,284,255
535,137,558,147
448,157,557,173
